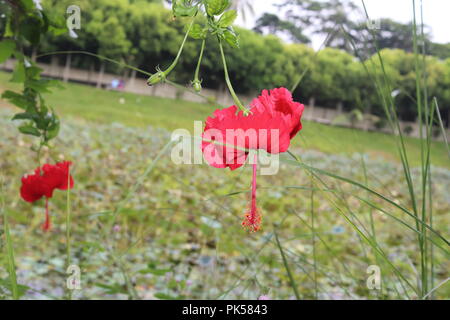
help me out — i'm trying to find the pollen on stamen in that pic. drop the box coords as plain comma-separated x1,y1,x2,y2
242,207,262,232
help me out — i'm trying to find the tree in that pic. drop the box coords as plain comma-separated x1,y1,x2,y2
254,13,310,44
358,18,432,55
278,0,363,52
429,42,450,60
43,0,133,71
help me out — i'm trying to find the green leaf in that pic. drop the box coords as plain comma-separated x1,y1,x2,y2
26,66,43,79
12,112,36,121
138,268,171,276
18,124,41,137
154,293,184,300
19,16,42,45
46,116,60,141
26,79,55,93
189,24,207,40
172,0,198,17
1,91,31,110
95,283,128,295
205,0,230,16
0,40,16,64
19,0,35,11
218,10,237,28
223,29,239,48
10,61,26,83
44,9,68,36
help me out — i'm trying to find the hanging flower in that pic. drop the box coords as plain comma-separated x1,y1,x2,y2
20,161,74,231
201,88,304,231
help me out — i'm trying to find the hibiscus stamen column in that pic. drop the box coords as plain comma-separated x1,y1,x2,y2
242,154,261,232
43,197,51,231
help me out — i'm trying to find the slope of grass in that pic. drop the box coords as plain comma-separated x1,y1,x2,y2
0,71,448,168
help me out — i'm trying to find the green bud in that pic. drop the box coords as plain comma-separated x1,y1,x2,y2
147,71,166,86
192,79,202,93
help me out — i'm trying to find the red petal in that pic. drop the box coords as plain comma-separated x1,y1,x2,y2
20,171,46,202
41,161,74,197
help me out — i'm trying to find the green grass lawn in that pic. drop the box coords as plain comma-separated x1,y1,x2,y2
0,71,448,168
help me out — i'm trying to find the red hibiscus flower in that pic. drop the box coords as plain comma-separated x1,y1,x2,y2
20,161,74,231
201,87,304,231
202,87,304,170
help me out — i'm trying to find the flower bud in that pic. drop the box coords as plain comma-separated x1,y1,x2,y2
192,79,202,93
147,71,166,86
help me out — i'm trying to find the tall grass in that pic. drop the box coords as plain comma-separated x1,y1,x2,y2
274,0,449,299
1,174,19,299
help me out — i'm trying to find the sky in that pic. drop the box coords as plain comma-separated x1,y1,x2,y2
235,0,450,49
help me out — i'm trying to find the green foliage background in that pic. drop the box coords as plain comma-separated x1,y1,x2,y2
35,0,450,123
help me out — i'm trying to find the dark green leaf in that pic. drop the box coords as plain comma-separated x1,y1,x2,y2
12,112,36,121
1,91,32,110
0,40,15,64
19,17,42,45
18,124,41,137
46,116,60,141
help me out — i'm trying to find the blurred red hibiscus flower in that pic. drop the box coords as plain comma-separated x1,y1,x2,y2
201,88,305,231
20,161,74,231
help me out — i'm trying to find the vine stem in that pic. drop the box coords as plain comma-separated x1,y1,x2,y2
218,38,247,114
165,15,197,75
66,165,72,300
194,39,206,81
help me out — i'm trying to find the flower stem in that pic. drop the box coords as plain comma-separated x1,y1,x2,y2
218,39,247,114
147,15,197,85
66,166,72,300
194,39,206,81
36,142,43,166
165,17,196,75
